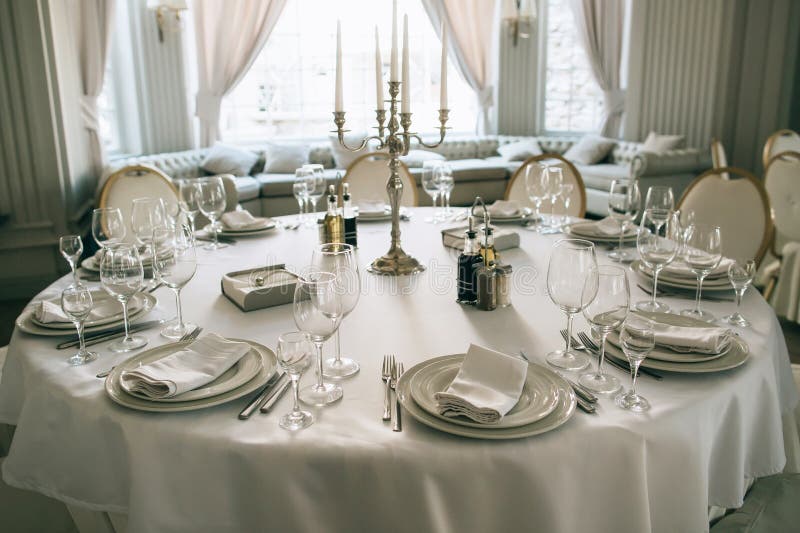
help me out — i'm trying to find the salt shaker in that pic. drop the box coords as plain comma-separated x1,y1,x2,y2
495,264,512,307
476,263,497,311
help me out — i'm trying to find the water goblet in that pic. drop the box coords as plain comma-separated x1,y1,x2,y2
555,183,574,228
540,166,563,234
131,197,167,250
60,235,83,287
302,164,326,217
293,169,311,225
545,239,598,371
153,224,197,339
100,243,147,352
422,162,443,222
724,259,756,327
607,179,641,262
615,316,655,412
276,331,315,431
438,164,455,218
92,207,126,249
680,223,722,321
643,186,674,236
61,285,98,366
177,179,200,233
635,210,679,312
196,177,228,250
579,265,629,395
524,162,549,232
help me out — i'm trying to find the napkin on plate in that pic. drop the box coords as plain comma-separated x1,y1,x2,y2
221,210,266,230
639,313,732,354
661,257,734,279
33,296,125,324
357,201,389,216
487,200,520,217
120,333,251,399
434,344,528,424
593,216,625,236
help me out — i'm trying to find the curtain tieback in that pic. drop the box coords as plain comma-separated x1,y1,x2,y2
602,89,626,115
80,94,100,132
196,92,223,124
477,86,494,109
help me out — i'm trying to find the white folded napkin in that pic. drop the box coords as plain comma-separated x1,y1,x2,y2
33,296,125,324
120,333,251,399
661,257,734,279
434,344,528,424
357,201,389,216
93,246,165,264
639,313,732,354
487,200,520,217
221,210,265,230
594,216,625,236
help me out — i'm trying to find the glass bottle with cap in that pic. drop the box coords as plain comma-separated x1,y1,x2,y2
479,224,499,265
457,217,483,304
322,184,344,244
341,182,357,247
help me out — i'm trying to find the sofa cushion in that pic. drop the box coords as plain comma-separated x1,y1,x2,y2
642,131,685,153
233,176,261,202
256,170,341,198
575,164,630,190
563,135,616,165
400,149,446,168
497,139,543,161
264,142,310,173
484,156,524,175
408,159,509,185
201,142,259,176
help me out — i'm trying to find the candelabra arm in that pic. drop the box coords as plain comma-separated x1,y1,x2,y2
407,109,450,149
332,111,387,152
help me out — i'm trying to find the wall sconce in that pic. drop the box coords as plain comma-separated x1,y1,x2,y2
147,0,188,43
503,0,537,47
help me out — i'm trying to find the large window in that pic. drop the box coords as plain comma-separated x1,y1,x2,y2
220,0,478,141
543,0,604,133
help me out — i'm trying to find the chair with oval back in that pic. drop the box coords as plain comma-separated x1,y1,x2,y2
676,167,774,267
342,152,418,207
763,130,800,169
710,138,731,181
504,153,586,218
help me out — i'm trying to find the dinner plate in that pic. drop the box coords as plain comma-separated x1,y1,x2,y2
81,255,159,273
605,334,749,374
105,338,277,412
565,222,637,242
631,261,732,291
220,217,275,233
397,354,576,440
119,341,264,403
489,207,534,223
30,290,144,330
16,292,156,337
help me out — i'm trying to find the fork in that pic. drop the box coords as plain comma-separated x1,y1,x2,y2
391,362,404,432
560,328,632,377
381,355,395,421
577,331,664,381
95,326,203,379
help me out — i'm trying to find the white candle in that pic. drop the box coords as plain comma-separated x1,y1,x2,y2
390,0,398,82
375,26,384,109
440,23,447,110
401,14,409,113
335,20,343,112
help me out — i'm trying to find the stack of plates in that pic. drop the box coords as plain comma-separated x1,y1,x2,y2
631,260,733,292
397,354,576,439
207,218,276,238
105,338,277,412
604,311,749,373
16,289,157,336
489,207,534,224
565,221,637,243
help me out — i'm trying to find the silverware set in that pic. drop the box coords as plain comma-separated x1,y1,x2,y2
560,329,664,381
519,351,596,414
636,283,734,302
381,354,403,431
239,370,290,420
95,326,203,379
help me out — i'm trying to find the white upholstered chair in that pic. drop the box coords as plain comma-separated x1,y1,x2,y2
677,167,774,267
710,138,731,180
504,154,587,217
343,152,418,207
763,130,800,169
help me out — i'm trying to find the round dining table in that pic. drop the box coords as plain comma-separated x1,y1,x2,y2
1,208,798,533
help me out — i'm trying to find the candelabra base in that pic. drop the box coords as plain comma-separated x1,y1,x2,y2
367,248,426,276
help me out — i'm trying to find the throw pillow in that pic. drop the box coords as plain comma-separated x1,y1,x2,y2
329,132,375,169
496,140,543,161
563,135,615,165
400,149,446,168
641,131,685,153
201,142,259,176
263,142,311,173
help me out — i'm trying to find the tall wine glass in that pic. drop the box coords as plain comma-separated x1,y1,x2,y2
555,183,574,228
540,166,563,234
524,162,549,231
177,179,200,234
438,164,455,218
293,271,343,406
422,162,442,222
91,207,126,249
636,210,680,312
61,285,98,366
131,197,167,250
293,169,311,225
724,259,756,327
100,243,147,352
616,315,655,412
607,179,641,262
302,164,326,216
680,223,722,321
579,265,629,395
643,186,674,236
59,235,83,287
276,331,315,431
196,177,227,250
311,243,360,378
546,239,598,370
153,224,197,339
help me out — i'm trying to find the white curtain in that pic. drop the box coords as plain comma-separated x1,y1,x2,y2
569,0,626,137
78,0,116,179
422,0,498,134
193,0,287,146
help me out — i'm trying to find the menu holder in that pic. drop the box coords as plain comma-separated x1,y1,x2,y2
221,264,302,312
441,225,520,252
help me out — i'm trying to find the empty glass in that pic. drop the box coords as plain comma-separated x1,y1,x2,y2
540,166,563,234
524,162,549,231
293,272,343,406
293,170,310,225
153,224,197,339
643,186,674,236
302,164,326,217
546,239,598,371
438,164,455,218
131,197,167,250
196,177,228,250
724,259,756,327
680,223,722,321
555,183,574,228
276,331,315,431
311,243,361,378
607,179,641,262
59,235,83,287
100,243,147,352
91,207,126,249
422,162,442,222
177,179,200,233
616,316,655,412
61,285,98,366
636,210,680,312
579,265,629,395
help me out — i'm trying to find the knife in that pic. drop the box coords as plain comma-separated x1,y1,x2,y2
57,319,165,350
238,371,285,420
259,374,291,413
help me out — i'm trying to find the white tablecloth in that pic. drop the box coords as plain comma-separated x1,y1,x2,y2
1,209,798,533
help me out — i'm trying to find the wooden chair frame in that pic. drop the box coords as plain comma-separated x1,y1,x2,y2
763,150,800,259
762,129,800,169
504,153,587,218
342,152,419,206
98,164,177,209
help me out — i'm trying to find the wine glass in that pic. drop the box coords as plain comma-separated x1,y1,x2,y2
524,162,549,231
131,197,167,250
302,164,326,217
91,207,126,249
438,164,455,218
540,166,563,234
276,331,315,431
422,162,442,223
293,271,343,406
555,183,574,228
61,285,98,366
100,243,147,352
177,179,200,233
196,177,228,250
636,210,680,312
680,223,722,321
545,239,598,370
153,224,197,339
724,259,756,327
293,169,311,226
59,235,83,287
643,186,674,236
607,179,641,262
579,265,629,394
616,315,655,412
311,243,360,378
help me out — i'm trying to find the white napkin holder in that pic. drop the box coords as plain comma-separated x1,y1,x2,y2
221,264,301,312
